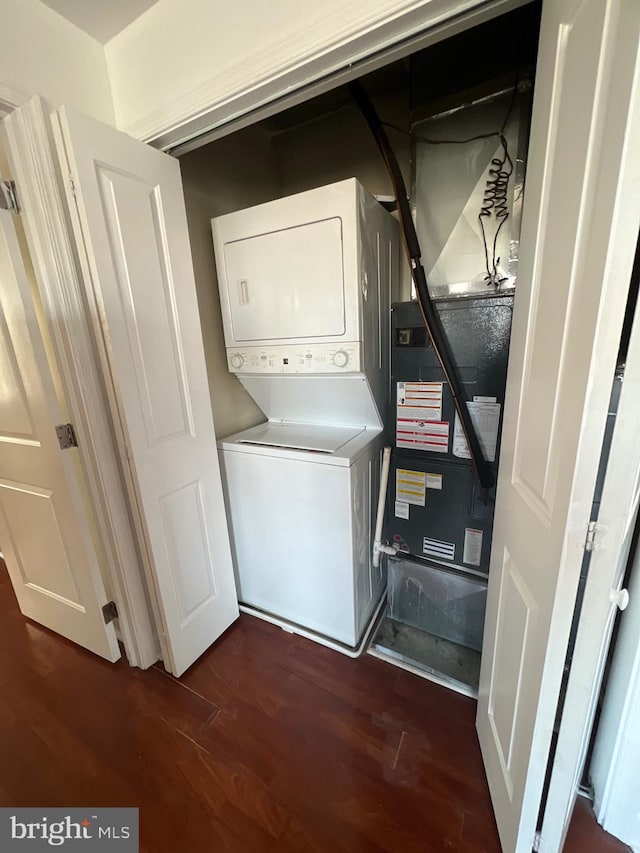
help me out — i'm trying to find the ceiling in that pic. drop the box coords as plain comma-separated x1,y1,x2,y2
39,0,161,44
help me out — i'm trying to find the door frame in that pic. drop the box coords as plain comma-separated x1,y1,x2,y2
1,91,160,669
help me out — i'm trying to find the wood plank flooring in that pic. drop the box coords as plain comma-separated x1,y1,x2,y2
0,566,629,852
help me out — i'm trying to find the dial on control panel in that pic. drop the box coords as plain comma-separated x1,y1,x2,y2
229,353,245,370
331,350,350,368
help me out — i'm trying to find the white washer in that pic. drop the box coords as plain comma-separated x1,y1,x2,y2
218,423,384,647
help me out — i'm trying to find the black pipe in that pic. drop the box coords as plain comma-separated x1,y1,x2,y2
349,81,494,490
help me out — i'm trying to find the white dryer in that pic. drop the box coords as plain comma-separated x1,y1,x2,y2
212,178,398,648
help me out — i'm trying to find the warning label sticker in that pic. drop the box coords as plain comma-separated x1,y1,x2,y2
396,381,449,452
396,468,427,506
394,500,410,519
396,420,449,453
463,528,483,567
397,381,443,421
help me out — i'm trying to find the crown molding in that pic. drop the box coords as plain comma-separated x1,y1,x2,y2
117,0,497,146
0,80,32,113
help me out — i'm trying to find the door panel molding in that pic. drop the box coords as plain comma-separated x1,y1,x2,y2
3,97,160,669
0,305,39,443
158,479,217,625
0,481,82,605
96,167,195,446
487,550,538,803
511,0,604,526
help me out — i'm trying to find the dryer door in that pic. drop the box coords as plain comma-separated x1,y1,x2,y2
223,217,346,342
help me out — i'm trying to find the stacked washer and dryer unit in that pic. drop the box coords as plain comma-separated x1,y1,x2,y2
212,179,399,650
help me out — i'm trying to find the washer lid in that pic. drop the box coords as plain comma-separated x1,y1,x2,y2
238,374,382,428
234,421,364,453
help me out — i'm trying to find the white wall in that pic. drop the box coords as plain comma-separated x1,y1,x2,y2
104,0,488,141
275,92,411,199
273,91,412,300
180,127,279,438
0,0,114,123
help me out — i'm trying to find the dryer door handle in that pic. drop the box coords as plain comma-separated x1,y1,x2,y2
237,279,250,305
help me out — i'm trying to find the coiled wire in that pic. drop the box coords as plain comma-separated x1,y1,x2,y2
383,84,519,290
479,133,513,287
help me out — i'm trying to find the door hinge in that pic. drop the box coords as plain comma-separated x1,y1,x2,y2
102,601,118,624
69,176,77,197
585,520,607,552
0,180,19,213
55,423,78,450
532,830,542,852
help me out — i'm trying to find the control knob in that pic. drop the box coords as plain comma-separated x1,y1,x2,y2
332,350,350,368
229,352,245,370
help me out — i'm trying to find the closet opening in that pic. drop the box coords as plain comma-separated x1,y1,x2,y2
178,1,542,697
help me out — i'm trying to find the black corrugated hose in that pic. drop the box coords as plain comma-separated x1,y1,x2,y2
349,80,495,491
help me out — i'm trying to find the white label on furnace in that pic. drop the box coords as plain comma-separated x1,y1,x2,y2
397,381,443,421
396,469,426,506
397,420,449,453
396,382,448,452
473,395,497,403
394,500,410,519
463,528,483,567
453,401,501,462
423,537,455,561
426,472,443,490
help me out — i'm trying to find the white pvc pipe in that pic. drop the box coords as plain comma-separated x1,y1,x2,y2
373,446,397,568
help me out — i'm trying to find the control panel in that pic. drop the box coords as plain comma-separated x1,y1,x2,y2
226,342,361,374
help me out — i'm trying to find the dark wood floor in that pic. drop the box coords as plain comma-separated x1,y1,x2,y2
0,567,629,852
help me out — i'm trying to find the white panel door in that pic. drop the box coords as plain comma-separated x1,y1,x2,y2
53,107,239,676
0,208,119,661
477,1,640,851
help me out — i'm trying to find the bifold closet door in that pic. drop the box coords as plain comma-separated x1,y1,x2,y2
477,1,640,851
52,107,239,676
0,207,120,662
